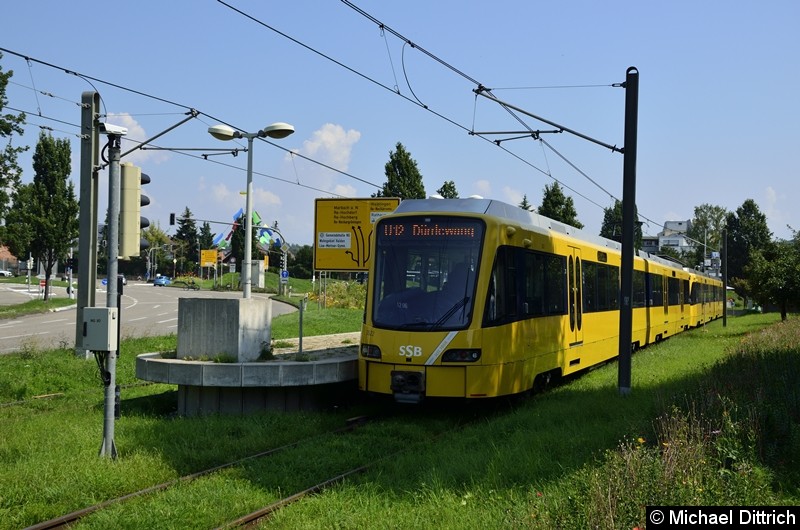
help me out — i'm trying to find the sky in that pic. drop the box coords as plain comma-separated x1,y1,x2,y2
2,0,798,250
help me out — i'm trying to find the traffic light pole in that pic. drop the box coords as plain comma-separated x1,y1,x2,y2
99,131,122,459
75,92,100,358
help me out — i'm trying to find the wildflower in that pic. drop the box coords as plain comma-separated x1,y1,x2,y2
637,437,646,444
537,491,543,497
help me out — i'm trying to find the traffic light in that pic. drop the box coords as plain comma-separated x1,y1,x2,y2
120,162,151,258
169,212,176,225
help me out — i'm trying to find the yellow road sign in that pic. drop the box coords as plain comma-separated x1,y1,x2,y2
314,197,400,271
200,249,217,267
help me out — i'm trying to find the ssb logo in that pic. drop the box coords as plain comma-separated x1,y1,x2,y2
399,345,423,357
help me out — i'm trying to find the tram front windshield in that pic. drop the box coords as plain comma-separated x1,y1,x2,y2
372,216,484,330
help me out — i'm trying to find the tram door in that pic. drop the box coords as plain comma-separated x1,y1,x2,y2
567,247,583,346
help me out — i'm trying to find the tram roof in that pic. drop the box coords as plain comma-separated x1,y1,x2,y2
391,198,719,279
394,198,623,252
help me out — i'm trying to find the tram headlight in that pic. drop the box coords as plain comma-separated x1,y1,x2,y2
442,349,481,362
361,344,382,359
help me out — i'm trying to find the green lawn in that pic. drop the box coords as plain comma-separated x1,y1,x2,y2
1,312,797,529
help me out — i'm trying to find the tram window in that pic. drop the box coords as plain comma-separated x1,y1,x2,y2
544,253,566,315
633,270,647,308
607,265,620,309
583,261,597,313
492,247,517,322
596,263,610,311
600,263,619,310
668,277,681,305
648,273,664,307
523,251,546,316
582,261,619,313
377,249,405,298
485,246,565,326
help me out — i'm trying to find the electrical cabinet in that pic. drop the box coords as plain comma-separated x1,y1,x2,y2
82,307,118,351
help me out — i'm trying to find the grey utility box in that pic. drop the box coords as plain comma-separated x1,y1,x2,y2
82,307,119,351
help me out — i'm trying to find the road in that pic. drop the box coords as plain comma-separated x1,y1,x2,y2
0,281,296,355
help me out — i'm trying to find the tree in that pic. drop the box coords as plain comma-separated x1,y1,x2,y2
373,142,425,199
436,180,458,199
726,199,772,281
686,203,727,268
600,200,642,250
0,54,28,244
174,206,199,272
4,132,78,300
745,235,800,321
537,182,584,229
198,222,214,252
657,245,684,262
518,194,533,212
143,223,170,279
288,244,313,279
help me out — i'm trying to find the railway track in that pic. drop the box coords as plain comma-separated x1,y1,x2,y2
24,401,512,529
216,404,510,529
24,415,375,530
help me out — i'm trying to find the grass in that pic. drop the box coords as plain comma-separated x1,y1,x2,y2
270,303,363,340
0,296,76,320
0,312,798,529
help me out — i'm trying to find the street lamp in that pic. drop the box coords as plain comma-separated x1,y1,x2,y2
208,122,294,298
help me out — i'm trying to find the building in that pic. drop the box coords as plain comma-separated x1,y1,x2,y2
0,246,21,274
658,220,695,256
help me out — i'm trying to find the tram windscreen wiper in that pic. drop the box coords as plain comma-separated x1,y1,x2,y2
428,297,469,330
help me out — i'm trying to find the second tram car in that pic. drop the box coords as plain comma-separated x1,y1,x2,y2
358,198,723,403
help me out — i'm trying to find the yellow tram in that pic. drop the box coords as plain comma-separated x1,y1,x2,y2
358,198,723,403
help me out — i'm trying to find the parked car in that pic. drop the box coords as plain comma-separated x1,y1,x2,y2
0,270,15,277
153,276,171,287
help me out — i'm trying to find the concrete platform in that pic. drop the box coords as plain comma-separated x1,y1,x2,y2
135,296,361,415
135,336,359,415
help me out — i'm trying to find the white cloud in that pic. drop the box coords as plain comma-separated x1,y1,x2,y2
286,123,363,197
763,185,792,238
763,186,780,219
106,113,169,166
473,179,491,197
331,183,357,197
297,123,361,171
502,186,523,206
211,181,236,203
253,189,282,207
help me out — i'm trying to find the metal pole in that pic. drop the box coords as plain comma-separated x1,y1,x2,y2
100,132,122,459
75,91,100,358
68,247,74,300
722,229,728,326
618,67,639,396
298,295,306,355
243,134,254,299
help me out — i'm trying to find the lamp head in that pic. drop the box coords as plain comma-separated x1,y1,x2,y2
260,122,294,139
208,124,237,141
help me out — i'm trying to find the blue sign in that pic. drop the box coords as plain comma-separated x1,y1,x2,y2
280,270,289,283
